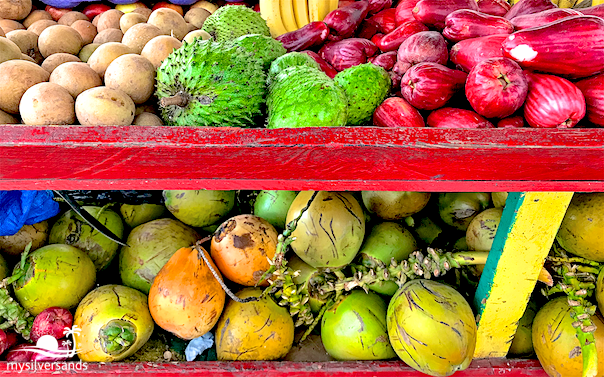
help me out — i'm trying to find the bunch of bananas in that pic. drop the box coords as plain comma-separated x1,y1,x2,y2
259,0,340,37
510,0,602,7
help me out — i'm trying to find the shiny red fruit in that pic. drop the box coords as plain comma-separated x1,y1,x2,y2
465,57,528,118
443,9,514,42
450,34,508,72
523,72,586,128
401,62,467,110
575,73,604,127
82,4,111,21
427,108,495,128
373,97,425,127
394,31,448,75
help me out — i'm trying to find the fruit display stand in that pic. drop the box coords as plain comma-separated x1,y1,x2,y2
1,125,603,376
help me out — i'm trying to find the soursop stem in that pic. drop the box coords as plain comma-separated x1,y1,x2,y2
159,93,190,108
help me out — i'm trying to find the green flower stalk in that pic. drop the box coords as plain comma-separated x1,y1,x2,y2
0,243,34,339
542,245,603,377
261,193,490,340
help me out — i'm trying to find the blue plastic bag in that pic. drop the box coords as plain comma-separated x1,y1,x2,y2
0,191,60,236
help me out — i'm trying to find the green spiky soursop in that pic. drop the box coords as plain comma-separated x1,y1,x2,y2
226,34,286,70
202,5,270,42
156,40,266,127
334,63,391,126
267,66,348,128
268,52,321,85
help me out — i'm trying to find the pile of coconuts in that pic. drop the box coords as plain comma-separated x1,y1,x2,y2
0,0,217,126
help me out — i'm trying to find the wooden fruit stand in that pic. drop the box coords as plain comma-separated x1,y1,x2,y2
1,125,603,376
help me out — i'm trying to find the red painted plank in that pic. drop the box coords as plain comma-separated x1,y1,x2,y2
1,125,603,191
0,360,548,376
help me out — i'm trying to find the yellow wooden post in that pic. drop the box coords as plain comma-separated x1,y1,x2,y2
473,192,574,358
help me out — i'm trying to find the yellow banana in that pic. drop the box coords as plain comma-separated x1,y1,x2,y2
328,0,340,13
592,0,604,5
280,0,299,33
293,0,310,28
308,0,332,22
259,0,289,37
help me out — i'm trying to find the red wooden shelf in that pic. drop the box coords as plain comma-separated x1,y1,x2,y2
0,125,603,191
0,359,548,376
0,125,594,376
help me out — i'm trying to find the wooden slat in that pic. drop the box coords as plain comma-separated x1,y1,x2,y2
1,126,603,191
0,359,548,376
473,192,574,358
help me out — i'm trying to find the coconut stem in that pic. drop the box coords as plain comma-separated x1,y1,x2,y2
194,241,258,304
0,243,33,340
543,254,601,377
159,92,190,108
100,320,137,355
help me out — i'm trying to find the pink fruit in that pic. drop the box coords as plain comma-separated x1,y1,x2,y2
371,33,385,45
0,330,17,355
390,71,402,90
368,0,393,15
324,0,370,41
510,8,581,30
443,10,514,42
300,51,338,78
376,20,429,52
31,342,71,362
357,19,380,40
276,22,330,52
427,108,495,128
504,0,556,20
497,115,525,128
319,38,379,71
450,34,508,72
369,51,398,71
523,72,586,128
477,0,510,17
401,62,468,110
373,97,425,127
395,0,421,26
579,4,604,18
369,8,397,34
6,344,33,362
412,0,479,30
30,307,74,343
394,31,448,75
465,57,528,118
573,73,604,127
502,16,604,79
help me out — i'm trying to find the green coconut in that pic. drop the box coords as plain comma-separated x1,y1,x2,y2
492,192,508,208
321,290,396,360
119,218,200,294
406,213,444,246
0,253,8,281
120,203,168,228
466,208,503,252
556,193,604,262
253,190,298,230
438,193,491,231
597,268,603,315
163,190,236,228
286,191,365,268
362,191,431,220
359,222,418,296
532,297,604,377
13,244,96,315
49,206,124,271
508,300,537,357
387,280,476,376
